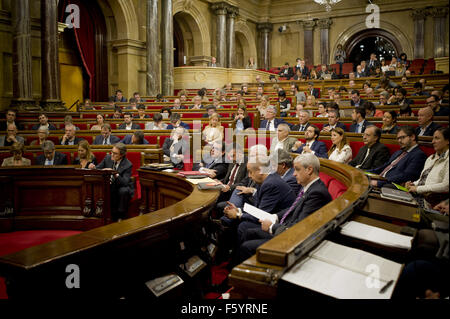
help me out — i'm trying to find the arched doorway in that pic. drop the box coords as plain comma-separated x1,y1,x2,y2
173,11,205,65
58,0,108,102
173,19,185,67
345,29,402,66
235,35,244,68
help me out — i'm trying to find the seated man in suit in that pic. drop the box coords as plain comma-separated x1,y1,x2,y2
307,82,319,98
367,53,380,73
274,149,302,195
166,113,190,130
197,142,229,180
259,106,285,132
349,125,391,170
93,124,120,145
133,104,150,119
369,126,427,188
278,62,294,79
0,123,25,147
60,124,84,145
126,98,137,110
350,90,365,107
391,88,414,107
111,89,127,102
32,113,57,130
120,130,149,145
428,94,450,117
322,110,347,132
208,56,218,67
270,123,298,154
355,64,367,78
162,127,189,169
291,110,311,132
118,112,141,130
349,107,372,133
291,125,328,158
236,153,332,263
202,105,218,118
416,107,441,137
171,98,186,110
0,109,24,131
411,81,431,97
89,143,134,221
35,140,68,165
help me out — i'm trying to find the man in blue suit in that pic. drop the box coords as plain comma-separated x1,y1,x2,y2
349,106,372,133
120,130,149,145
275,149,302,195
237,153,332,263
369,126,427,188
291,125,328,158
93,124,120,145
259,106,285,132
166,113,190,130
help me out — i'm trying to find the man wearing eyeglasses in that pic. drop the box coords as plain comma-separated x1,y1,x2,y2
368,126,427,188
89,143,134,221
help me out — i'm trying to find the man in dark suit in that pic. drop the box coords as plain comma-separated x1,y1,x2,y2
89,143,134,220
291,125,328,159
133,104,150,119
111,89,127,102
307,82,319,98
31,113,57,130
349,125,390,170
120,130,149,145
93,124,121,145
415,107,441,137
0,109,24,131
196,142,229,181
118,112,141,130
60,124,84,145
278,62,294,79
166,113,190,130
259,106,285,132
350,90,365,107
367,53,380,73
162,127,189,170
295,59,309,78
369,126,427,188
322,110,347,132
349,107,372,133
237,153,332,263
275,149,302,195
35,140,68,165
291,110,311,132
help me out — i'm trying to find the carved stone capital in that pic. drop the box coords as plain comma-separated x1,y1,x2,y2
301,20,316,31
411,8,428,20
429,6,449,18
40,100,65,111
227,5,239,18
317,18,332,29
257,22,273,33
10,99,40,111
211,2,228,15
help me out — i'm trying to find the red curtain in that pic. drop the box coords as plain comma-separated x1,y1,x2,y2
59,0,96,100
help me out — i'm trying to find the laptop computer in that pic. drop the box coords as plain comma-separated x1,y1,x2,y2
380,187,414,202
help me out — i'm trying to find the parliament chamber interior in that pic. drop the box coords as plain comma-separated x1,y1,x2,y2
0,0,449,305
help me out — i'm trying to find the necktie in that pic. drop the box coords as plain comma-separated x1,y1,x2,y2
380,151,408,177
227,164,239,186
266,120,271,130
280,189,305,224
299,125,304,131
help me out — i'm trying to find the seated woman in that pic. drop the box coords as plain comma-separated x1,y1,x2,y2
328,128,352,164
73,140,97,169
305,95,316,108
381,111,400,134
363,101,384,118
316,101,328,118
406,127,449,208
1,142,31,166
163,127,189,169
145,113,168,130
309,69,318,80
90,113,105,130
202,113,224,145
278,90,291,117
30,127,49,146
257,95,271,120
234,106,252,134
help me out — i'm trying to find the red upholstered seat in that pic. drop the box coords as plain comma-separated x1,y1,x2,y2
420,146,435,157
159,135,170,147
319,172,333,188
93,151,107,163
321,139,332,150
328,179,347,200
144,135,158,144
349,141,365,158
385,143,400,155
246,136,271,149
79,136,93,144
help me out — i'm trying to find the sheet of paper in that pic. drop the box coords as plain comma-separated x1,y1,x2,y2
243,203,276,224
340,221,413,250
186,177,217,185
281,240,402,299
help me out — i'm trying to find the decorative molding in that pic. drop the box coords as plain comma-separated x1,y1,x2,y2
211,2,229,15
429,6,449,18
317,18,332,29
83,198,92,217
410,8,428,20
94,199,104,218
257,22,273,32
227,6,239,18
301,20,316,31
182,0,193,12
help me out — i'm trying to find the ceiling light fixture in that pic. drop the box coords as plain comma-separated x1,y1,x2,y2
314,0,342,12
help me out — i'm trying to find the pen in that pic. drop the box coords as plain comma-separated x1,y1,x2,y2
379,280,394,294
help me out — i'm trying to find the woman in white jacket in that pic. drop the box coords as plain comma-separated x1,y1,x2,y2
406,127,449,207
328,127,352,164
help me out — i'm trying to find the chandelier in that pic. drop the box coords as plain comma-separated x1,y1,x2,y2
314,0,342,12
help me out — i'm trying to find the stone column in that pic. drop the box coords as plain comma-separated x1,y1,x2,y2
411,9,427,59
146,0,160,96
257,23,273,70
211,2,228,68
430,7,449,58
161,0,174,96
226,6,239,68
41,0,64,110
10,0,37,110
301,20,316,66
317,18,332,65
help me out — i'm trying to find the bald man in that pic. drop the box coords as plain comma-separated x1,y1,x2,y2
415,107,441,137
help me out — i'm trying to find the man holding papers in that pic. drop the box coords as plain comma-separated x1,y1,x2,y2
237,153,332,263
